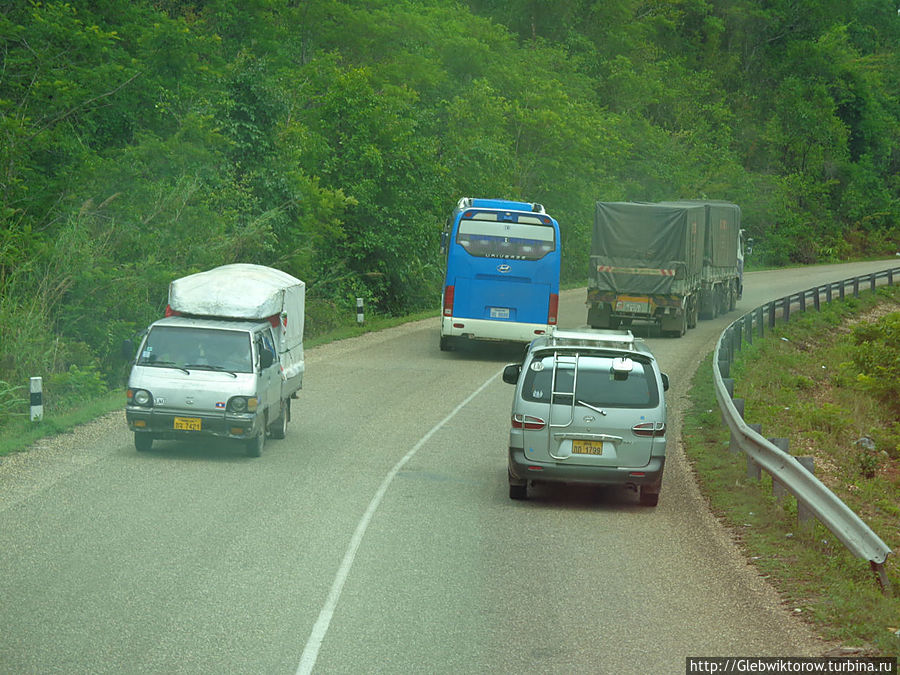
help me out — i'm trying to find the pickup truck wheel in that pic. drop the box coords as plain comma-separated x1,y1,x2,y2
268,400,287,440
245,426,266,457
134,433,153,452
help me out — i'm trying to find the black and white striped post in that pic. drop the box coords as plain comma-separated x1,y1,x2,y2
356,297,364,325
30,376,43,422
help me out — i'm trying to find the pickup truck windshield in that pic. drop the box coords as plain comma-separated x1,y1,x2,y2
138,326,252,373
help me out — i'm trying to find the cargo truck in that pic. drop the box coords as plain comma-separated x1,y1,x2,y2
124,264,305,457
587,201,706,337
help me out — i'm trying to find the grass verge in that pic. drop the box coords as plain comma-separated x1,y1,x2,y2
683,285,900,657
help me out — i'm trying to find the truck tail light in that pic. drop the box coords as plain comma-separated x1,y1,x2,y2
632,422,666,437
512,414,546,431
443,285,455,316
548,293,559,325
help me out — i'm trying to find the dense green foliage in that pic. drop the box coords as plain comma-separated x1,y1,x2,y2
1,0,898,408
852,311,900,412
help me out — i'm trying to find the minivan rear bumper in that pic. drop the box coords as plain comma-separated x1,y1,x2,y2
508,448,665,487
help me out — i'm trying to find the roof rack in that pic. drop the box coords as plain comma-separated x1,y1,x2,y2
456,197,546,214
544,328,636,350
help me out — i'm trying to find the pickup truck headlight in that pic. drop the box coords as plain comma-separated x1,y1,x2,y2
128,389,153,407
227,396,258,413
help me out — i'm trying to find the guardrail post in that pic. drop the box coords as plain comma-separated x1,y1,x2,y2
871,561,892,597
718,357,730,378
825,283,832,304
869,273,876,293
839,280,845,300
813,287,820,311
853,277,859,298
796,456,816,526
799,289,807,312
723,378,735,399
732,323,742,353
889,269,894,286
769,438,790,502
757,306,764,339
728,399,744,453
783,297,791,323
746,423,763,479
768,302,776,329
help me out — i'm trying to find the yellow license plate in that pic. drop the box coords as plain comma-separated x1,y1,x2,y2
572,439,605,455
174,417,201,431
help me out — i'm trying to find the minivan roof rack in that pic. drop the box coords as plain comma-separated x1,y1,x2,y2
544,328,636,350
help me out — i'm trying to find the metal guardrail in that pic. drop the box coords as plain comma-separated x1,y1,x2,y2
712,266,899,593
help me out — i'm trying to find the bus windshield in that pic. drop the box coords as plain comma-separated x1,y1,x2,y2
456,218,556,261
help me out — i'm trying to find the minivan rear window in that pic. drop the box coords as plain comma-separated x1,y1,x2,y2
522,353,659,408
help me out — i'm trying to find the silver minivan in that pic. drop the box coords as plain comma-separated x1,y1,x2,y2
502,329,669,505
125,316,289,457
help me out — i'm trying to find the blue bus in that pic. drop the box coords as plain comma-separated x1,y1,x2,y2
439,198,561,351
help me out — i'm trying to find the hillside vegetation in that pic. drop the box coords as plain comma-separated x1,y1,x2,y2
1,0,898,419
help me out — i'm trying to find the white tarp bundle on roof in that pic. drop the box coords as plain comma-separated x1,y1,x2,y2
169,264,305,383
169,264,303,319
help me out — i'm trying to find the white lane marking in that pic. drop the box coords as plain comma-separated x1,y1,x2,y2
296,370,501,675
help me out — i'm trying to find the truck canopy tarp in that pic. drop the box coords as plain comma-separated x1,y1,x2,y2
591,202,705,294
702,201,741,268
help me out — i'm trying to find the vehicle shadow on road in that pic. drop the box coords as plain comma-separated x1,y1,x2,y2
440,340,530,363
510,482,652,512
127,437,261,463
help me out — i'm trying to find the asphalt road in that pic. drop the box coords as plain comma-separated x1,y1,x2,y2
1,260,896,674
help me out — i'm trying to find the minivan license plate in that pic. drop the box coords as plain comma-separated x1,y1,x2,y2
490,307,510,319
174,417,201,431
572,439,604,455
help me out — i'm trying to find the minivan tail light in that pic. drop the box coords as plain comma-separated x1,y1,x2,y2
512,414,546,431
548,293,559,325
632,422,666,437
443,285,455,316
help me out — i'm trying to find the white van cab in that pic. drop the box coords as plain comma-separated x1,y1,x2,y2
124,264,304,457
